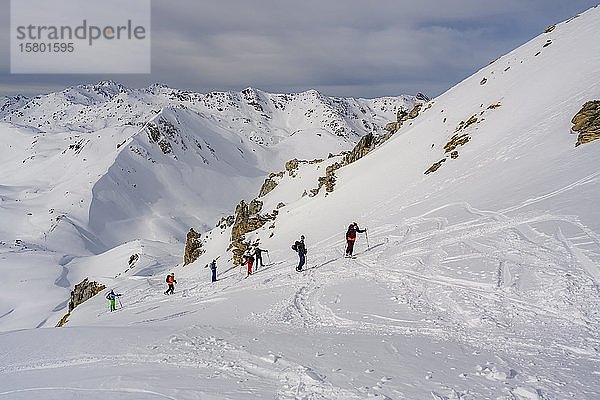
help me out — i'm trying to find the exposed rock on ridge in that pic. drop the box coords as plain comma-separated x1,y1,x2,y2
572,100,600,146
56,279,106,327
184,228,204,265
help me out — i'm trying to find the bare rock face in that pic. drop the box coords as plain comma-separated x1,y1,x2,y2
344,133,376,165
415,92,430,102
397,108,409,122
315,161,344,194
128,254,139,266
407,103,423,119
284,158,323,177
572,100,600,146
184,228,204,265
146,117,177,155
229,200,275,265
444,134,471,153
424,158,447,175
258,172,284,197
249,199,263,215
285,159,300,176
386,103,424,135
57,278,106,327
217,215,235,229
385,121,400,133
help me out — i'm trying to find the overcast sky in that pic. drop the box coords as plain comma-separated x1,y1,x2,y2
0,0,597,98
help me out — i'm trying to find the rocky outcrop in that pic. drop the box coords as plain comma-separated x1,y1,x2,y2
415,92,430,102
444,133,471,153
408,103,423,119
455,116,478,132
310,130,397,195
285,159,300,176
56,279,106,327
285,158,323,177
424,158,446,175
146,118,176,155
128,254,139,266
572,100,600,146
544,24,556,33
343,133,376,165
258,172,284,197
249,199,263,215
217,215,235,229
229,200,277,265
313,111,424,195
184,228,204,265
316,161,344,193
385,103,424,135
423,110,489,174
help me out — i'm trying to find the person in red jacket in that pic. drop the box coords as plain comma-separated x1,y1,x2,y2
243,254,254,277
345,222,366,258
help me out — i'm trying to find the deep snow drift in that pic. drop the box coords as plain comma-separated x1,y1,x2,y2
2,6,600,400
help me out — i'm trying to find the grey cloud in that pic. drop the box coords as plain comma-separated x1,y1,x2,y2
0,0,598,98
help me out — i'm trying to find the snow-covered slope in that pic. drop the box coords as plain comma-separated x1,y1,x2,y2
0,84,413,331
1,6,600,400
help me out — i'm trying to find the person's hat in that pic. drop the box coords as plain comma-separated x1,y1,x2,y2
300,235,305,239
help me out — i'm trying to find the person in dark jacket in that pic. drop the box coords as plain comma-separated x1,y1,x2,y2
209,259,217,282
345,222,366,257
292,235,307,272
253,247,268,270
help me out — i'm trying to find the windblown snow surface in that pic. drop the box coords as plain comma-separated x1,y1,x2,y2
2,6,600,400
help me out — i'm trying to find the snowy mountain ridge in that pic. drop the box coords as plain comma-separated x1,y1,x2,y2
1,81,411,141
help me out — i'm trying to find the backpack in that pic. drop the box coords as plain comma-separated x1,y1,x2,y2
291,243,297,251
165,275,170,283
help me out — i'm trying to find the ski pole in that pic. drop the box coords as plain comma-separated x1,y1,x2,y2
365,230,370,249
117,297,123,309
267,252,271,264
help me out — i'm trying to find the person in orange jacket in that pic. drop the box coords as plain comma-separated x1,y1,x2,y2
164,273,177,295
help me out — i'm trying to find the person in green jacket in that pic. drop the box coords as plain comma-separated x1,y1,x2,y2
106,289,121,312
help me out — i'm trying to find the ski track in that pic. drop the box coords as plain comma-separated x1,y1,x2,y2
11,201,598,399
0,387,178,400
156,327,365,400
239,202,600,398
